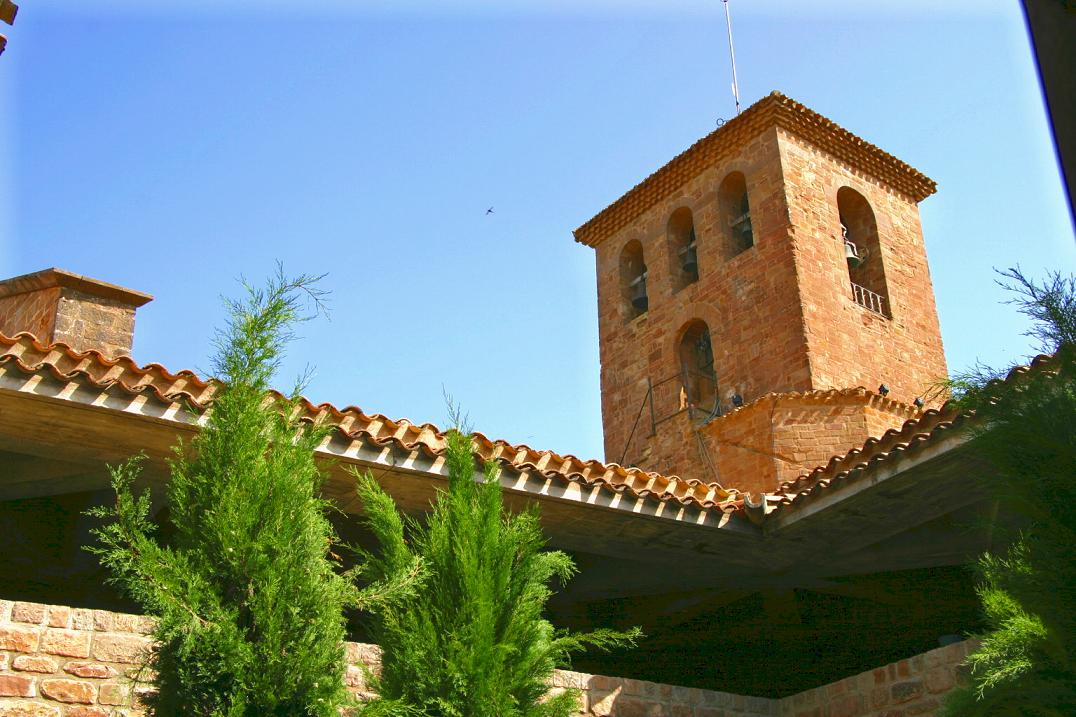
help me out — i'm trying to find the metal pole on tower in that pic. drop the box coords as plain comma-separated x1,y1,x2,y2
722,0,742,115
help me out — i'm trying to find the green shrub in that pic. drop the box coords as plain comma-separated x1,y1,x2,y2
355,424,640,717
941,269,1076,716
88,271,371,716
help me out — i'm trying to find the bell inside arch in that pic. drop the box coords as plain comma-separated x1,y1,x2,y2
679,241,698,277
844,239,863,269
629,268,649,311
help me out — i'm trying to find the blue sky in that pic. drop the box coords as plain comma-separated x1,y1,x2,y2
2,1,1073,461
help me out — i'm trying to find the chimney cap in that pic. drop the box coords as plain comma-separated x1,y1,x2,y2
0,267,153,307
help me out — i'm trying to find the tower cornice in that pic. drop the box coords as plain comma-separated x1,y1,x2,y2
573,91,936,248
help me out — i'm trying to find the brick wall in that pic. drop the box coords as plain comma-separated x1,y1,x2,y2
1,601,973,717
777,129,948,410
620,387,919,495
595,125,811,476
0,288,62,346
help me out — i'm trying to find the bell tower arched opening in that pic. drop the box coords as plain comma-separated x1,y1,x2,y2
719,172,753,258
838,187,890,317
667,207,699,292
619,240,648,320
678,320,719,419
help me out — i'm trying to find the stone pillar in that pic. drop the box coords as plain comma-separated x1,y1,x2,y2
0,268,153,358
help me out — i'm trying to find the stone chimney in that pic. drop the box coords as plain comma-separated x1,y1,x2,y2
0,268,153,358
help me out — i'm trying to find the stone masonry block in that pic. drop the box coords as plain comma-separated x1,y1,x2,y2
0,702,62,717
98,682,131,706
46,606,71,629
64,661,118,679
0,625,41,652
12,655,57,673
65,708,112,717
11,602,47,625
890,679,924,705
91,633,152,664
40,629,92,658
0,673,36,697
39,678,96,704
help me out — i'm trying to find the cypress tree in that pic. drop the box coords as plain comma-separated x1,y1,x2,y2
940,269,1076,716
355,423,640,717
87,271,375,716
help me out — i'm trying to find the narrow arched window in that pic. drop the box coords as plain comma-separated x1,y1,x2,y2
837,187,890,318
719,172,753,258
619,240,648,320
678,320,719,417
667,208,699,292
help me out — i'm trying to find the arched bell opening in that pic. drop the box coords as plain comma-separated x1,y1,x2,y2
619,240,648,320
677,320,720,419
667,207,699,292
837,187,890,317
719,172,753,258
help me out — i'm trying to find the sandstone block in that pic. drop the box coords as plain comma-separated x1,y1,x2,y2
39,678,96,704
46,606,71,629
70,609,95,631
11,602,47,625
41,629,92,658
924,666,954,694
0,674,36,697
65,708,111,717
588,687,620,716
64,661,118,679
0,701,61,717
608,695,663,717
890,679,924,704
0,625,40,652
12,655,57,673
98,682,131,706
91,633,151,664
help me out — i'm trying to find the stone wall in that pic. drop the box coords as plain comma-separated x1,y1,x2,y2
0,601,973,717
777,640,976,717
50,289,139,359
0,269,150,359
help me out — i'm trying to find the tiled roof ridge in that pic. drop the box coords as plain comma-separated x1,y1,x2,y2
0,331,736,511
714,385,922,419
573,91,936,248
770,354,1060,515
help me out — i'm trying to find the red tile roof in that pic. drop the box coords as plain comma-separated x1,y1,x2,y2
3,331,1048,524
0,332,736,512
768,354,1059,519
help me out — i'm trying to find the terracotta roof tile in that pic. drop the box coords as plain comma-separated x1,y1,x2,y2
0,332,736,512
573,91,936,248
766,354,1060,518
3,330,1052,523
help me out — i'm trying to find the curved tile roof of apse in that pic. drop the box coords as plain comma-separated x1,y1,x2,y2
573,91,937,248
0,332,736,513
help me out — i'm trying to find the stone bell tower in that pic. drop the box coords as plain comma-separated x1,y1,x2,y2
574,92,947,494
